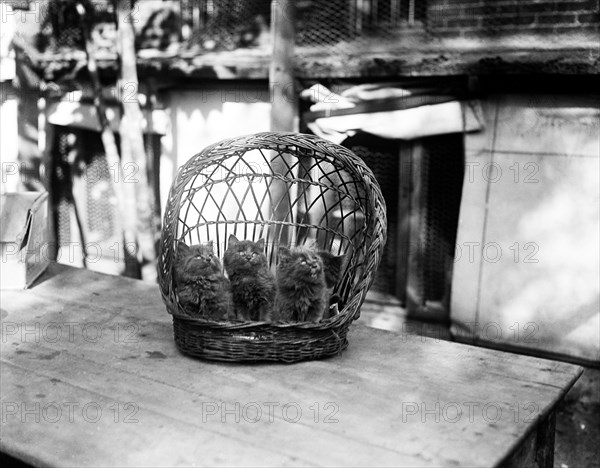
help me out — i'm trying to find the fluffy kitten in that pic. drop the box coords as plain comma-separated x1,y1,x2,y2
273,245,346,323
223,235,276,321
173,241,231,320
318,249,347,319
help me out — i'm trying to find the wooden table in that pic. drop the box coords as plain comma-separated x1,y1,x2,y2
1,263,582,467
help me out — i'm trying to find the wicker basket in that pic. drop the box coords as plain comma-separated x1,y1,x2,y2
158,132,387,362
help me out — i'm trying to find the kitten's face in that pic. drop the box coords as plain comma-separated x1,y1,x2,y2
224,236,267,271
176,241,221,275
278,247,323,281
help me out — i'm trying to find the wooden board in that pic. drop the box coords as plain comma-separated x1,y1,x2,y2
1,263,582,467
27,45,599,81
395,141,413,303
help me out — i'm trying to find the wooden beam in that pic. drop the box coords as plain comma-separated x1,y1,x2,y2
395,140,412,304
406,140,424,317
269,0,297,132
269,0,297,246
76,1,140,277
116,0,158,280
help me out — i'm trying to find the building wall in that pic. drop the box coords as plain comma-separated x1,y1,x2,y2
451,93,600,364
0,87,19,193
1,8,19,194
427,0,600,37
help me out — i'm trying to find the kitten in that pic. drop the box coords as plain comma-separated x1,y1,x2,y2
319,250,347,290
318,249,347,319
173,241,231,320
223,235,276,322
273,245,346,323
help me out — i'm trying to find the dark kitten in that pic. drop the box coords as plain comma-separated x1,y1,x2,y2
173,241,231,320
273,245,346,323
318,249,347,319
319,250,346,289
223,235,276,321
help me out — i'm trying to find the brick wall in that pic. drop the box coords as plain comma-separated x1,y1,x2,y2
427,0,600,37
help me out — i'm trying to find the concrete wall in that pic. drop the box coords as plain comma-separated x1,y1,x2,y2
451,93,600,364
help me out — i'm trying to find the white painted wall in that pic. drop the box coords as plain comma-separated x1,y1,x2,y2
0,6,18,194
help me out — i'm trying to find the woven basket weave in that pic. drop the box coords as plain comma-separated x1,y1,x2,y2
158,132,387,362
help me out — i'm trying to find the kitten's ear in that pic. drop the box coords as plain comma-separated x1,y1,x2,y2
176,241,191,257
256,238,265,250
228,234,239,245
319,251,347,287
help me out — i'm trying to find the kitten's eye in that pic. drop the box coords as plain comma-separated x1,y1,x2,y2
300,260,307,265
251,252,257,257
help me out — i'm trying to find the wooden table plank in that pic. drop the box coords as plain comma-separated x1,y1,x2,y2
0,263,582,467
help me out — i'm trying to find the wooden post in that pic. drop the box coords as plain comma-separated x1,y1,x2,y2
406,141,424,316
270,0,296,133
408,0,416,26
269,0,297,247
396,141,413,305
76,1,141,277
390,0,399,27
116,0,158,280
